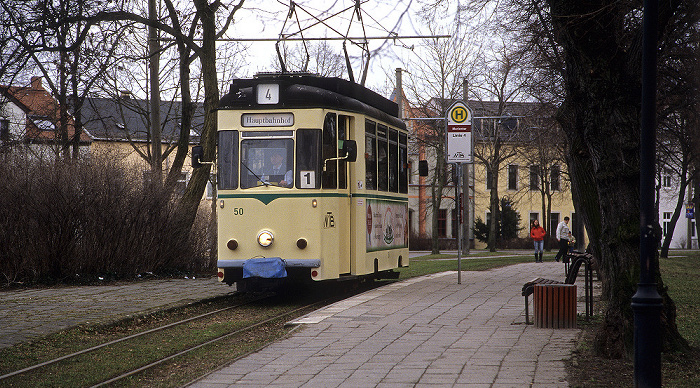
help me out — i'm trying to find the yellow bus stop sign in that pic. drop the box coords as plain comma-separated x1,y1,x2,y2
446,101,473,163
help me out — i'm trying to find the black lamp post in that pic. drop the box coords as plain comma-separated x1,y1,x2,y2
631,0,663,386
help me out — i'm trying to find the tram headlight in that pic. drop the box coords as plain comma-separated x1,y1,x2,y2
257,230,274,247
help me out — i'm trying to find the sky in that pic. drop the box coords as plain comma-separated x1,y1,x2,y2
222,0,443,94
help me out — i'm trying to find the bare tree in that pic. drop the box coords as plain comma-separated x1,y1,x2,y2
0,0,128,159
656,111,700,256
403,20,477,253
470,43,531,251
655,15,700,255
516,112,567,250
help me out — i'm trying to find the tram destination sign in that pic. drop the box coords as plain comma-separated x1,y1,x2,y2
445,101,473,163
241,113,294,127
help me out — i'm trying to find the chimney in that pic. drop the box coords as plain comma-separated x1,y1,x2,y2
119,90,132,100
395,68,403,120
31,76,42,90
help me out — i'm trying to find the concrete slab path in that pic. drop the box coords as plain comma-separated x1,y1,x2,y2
191,262,590,387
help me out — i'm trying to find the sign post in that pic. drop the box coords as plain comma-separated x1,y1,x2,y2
446,101,473,284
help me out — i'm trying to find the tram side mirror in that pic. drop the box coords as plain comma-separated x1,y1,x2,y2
419,160,429,176
342,140,357,162
191,145,204,168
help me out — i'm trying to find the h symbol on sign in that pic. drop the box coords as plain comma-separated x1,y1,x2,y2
454,110,464,121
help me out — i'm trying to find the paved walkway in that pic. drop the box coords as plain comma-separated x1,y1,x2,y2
0,277,234,348
191,262,592,387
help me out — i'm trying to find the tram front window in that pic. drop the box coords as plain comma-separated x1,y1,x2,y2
240,138,294,188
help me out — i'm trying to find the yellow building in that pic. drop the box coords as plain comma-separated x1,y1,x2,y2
407,99,584,251
80,95,208,196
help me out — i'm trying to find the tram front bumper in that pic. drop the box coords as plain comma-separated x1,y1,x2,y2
217,258,321,279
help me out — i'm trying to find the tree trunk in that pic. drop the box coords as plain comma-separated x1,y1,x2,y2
164,0,195,190
430,152,446,254
179,1,218,226
545,192,552,251
488,142,500,252
659,164,688,258
148,0,162,180
547,0,687,358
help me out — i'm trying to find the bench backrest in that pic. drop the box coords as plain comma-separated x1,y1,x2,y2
564,252,593,284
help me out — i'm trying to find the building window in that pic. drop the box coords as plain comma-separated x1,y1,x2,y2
662,169,672,187
530,165,539,190
508,165,518,190
663,212,671,236
550,165,560,191
437,209,447,238
206,173,216,199
530,212,539,225
550,213,560,237
175,172,188,195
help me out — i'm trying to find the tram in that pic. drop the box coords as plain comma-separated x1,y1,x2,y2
194,73,409,290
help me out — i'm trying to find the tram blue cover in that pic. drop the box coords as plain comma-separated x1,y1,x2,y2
242,257,287,279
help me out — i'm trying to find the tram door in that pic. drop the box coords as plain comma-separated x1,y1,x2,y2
323,113,351,274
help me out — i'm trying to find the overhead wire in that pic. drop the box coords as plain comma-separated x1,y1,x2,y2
273,0,422,84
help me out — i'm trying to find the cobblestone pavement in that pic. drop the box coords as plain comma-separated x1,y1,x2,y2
0,277,235,349
190,262,595,387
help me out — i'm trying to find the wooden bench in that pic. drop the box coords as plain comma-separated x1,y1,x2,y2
522,251,595,325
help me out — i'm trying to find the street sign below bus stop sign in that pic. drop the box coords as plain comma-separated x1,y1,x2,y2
445,101,473,163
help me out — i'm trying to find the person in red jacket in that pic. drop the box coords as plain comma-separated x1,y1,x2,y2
530,219,546,262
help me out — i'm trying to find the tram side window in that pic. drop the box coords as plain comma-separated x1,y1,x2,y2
377,124,388,191
338,115,348,189
399,132,408,193
297,129,322,189
218,130,239,190
388,128,398,192
365,120,377,190
322,113,337,189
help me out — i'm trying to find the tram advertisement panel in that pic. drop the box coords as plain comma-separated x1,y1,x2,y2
366,199,408,252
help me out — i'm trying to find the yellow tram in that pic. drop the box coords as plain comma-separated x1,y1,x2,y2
197,73,409,290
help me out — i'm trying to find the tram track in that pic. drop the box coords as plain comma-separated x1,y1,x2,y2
0,281,383,388
0,293,272,382
90,299,325,388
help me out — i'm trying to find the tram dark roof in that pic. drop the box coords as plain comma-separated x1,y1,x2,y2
219,73,405,130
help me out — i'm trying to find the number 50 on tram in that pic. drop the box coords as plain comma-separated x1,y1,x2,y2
193,73,409,290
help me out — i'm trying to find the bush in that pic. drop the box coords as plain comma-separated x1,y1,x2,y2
0,154,214,287
473,196,523,246
409,234,432,251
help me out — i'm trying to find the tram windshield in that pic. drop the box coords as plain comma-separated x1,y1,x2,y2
218,129,327,190
240,137,294,188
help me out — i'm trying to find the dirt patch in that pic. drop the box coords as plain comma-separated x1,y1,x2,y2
566,325,633,387
567,322,700,387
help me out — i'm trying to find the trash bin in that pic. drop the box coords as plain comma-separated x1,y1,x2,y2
534,284,577,328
